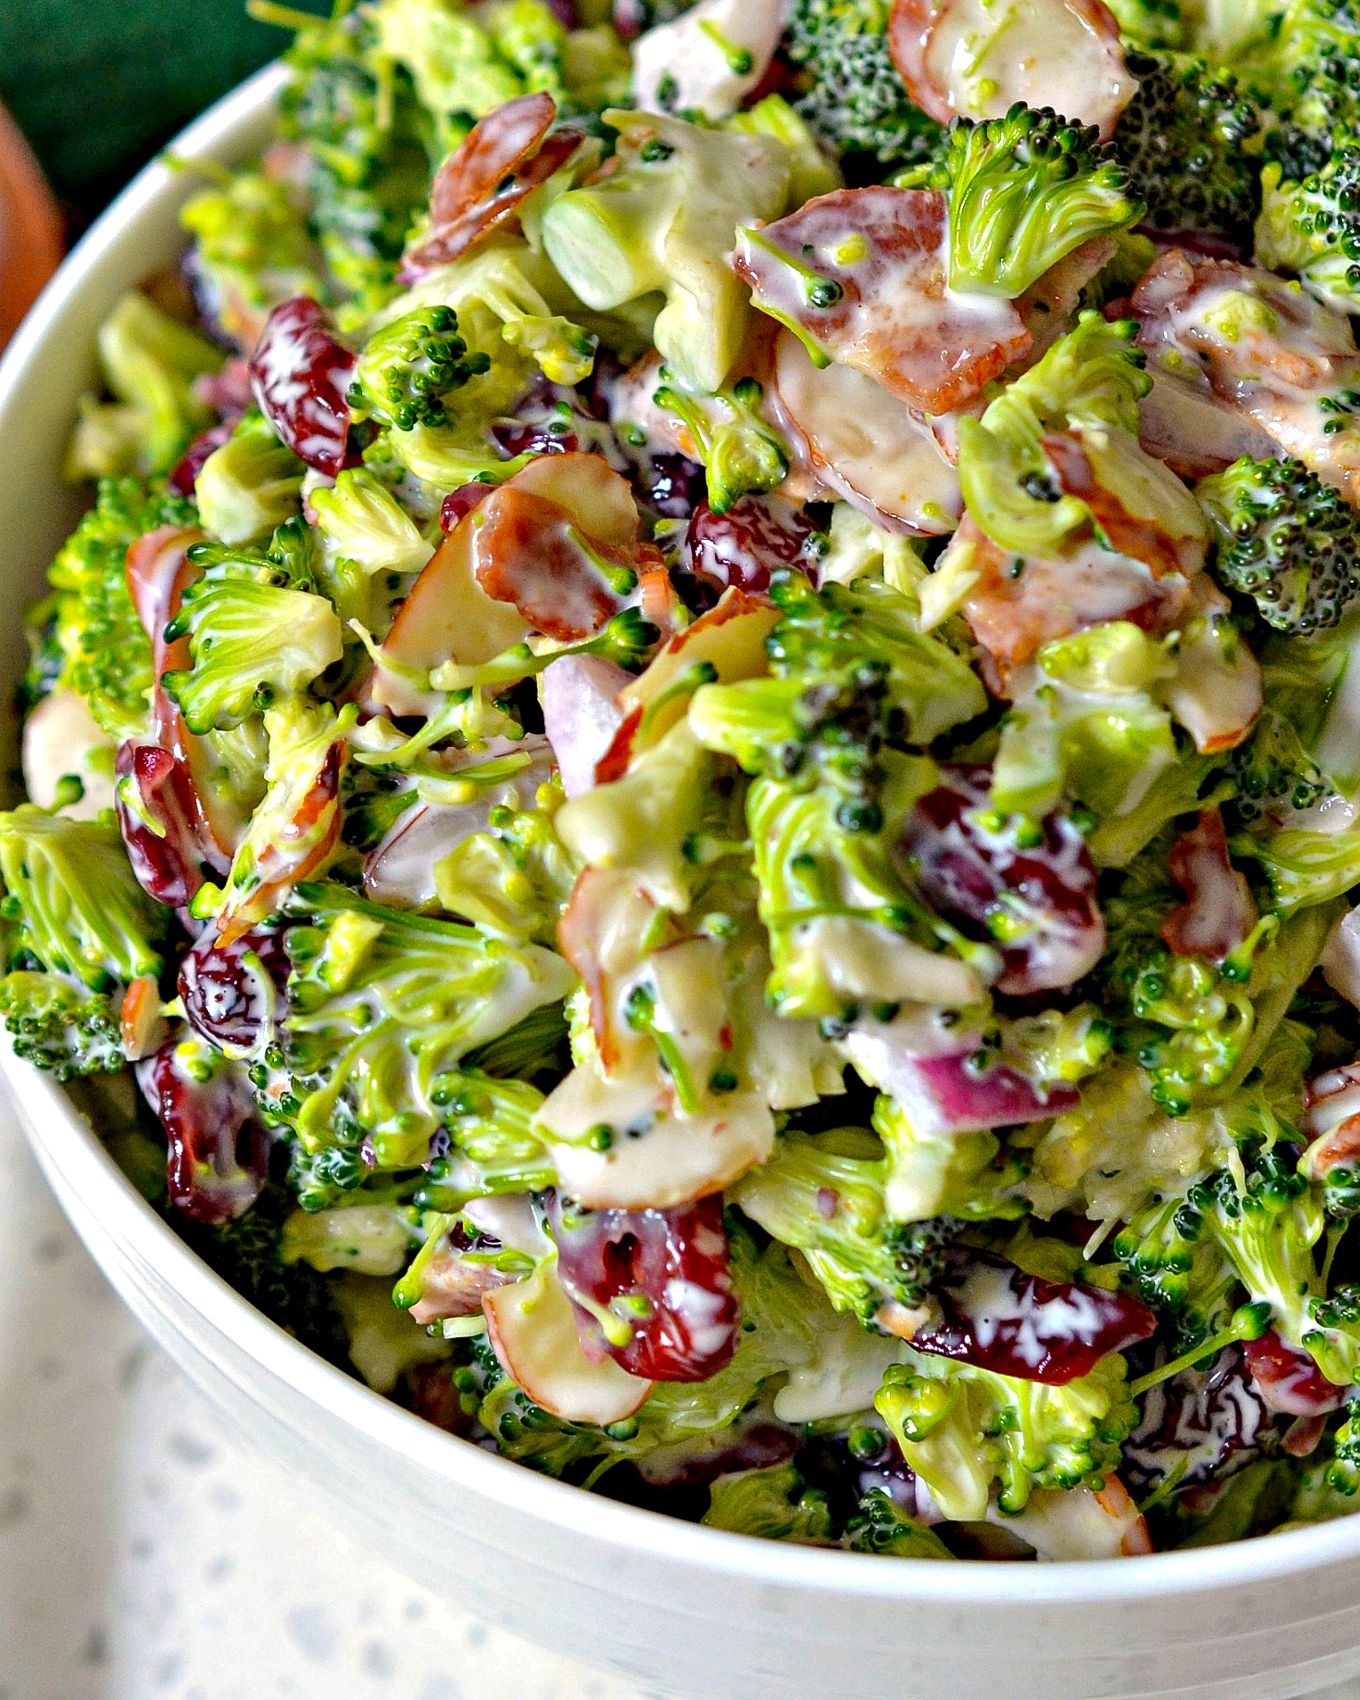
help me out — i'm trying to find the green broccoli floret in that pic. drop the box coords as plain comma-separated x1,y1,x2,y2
784,0,942,166
844,1487,956,1557
180,168,327,352
732,1126,958,1328
919,105,1144,299
194,411,306,547
652,373,789,514
258,882,573,1172
1185,1141,1360,1386
0,806,166,991
65,292,222,482
1114,50,1261,235
47,476,195,741
1132,950,1258,1116
349,306,492,433
871,1092,1032,1224
1227,706,1332,827
416,1072,556,1209
1197,456,1360,634
875,1349,1138,1520
0,970,125,1081
1326,1398,1360,1495
1257,143,1360,315
161,567,344,734
1112,1189,1241,1346
1265,0,1360,178
188,1185,347,1360
273,12,436,316
702,1463,835,1543
1106,0,1186,47
691,573,989,1021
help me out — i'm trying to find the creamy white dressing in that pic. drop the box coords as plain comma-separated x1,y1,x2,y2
952,1262,1105,1370
924,0,1134,137
21,687,116,819
1323,910,1360,1012
630,0,785,121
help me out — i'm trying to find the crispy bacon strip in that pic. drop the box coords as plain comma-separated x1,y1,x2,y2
1161,809,1258,962
472,452,664,642
401,93,583,279
734,188,1031,415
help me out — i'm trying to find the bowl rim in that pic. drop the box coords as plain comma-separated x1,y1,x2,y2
7,56,1360,1608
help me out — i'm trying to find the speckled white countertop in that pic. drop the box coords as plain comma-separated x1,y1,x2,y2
6,1094,1360,1700
0,1100,648,1700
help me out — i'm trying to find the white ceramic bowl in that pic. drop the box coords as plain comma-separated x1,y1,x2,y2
7,65,1360,1700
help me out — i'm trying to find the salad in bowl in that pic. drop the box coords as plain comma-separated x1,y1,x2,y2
10,0,1360,1567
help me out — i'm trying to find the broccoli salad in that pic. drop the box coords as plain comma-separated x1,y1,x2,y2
14,0,1360,1563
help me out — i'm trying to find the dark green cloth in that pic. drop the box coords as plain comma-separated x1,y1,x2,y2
1,1,324,224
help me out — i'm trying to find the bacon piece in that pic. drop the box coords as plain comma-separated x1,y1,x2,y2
945,514,1185,694
1131,251,1360,501
734,189,1031,415
903,1252,1157,1384
1161,809,1257,962
1301,1063,1360,1190
557,869,664,1072
1042,433,1205,579
401,93,583,280
888,0,1135,141
472,452,664,643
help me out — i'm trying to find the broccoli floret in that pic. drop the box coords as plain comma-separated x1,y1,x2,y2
349,306,492,433
194,411,306,547
65,292,222,482
733,1126,958,1328
871,1092,1032,1225
1112,1189,1240,1346
161,567,344,735
1197,456,1360,634
1227,706,1332,827
417,1072,556,1209
702,1463,835,1542
919,105,1144,299
690,573,989,1021
189,1186,347,1360
1326,1398,1360,1495
259,882,573,1172
653,373,789,514
1185,1141,1360,1386
1106,0,1187,47
1264,0,1360,176
0,806,166,991
0,971,125,1081
1257,143,1360,316
844,1487,956,1557
180,169,327,352
1132,951,1258,1116
784,0,942,166
47,476,195,741
874,1349,1138,1520
1115,50,1262,236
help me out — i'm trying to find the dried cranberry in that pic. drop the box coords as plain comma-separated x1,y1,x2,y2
548,1193,739,1382
910,1251,1157,1384
1244,1330,1349,1417
1123,1346,1267,1493
902,765,1106,996
683,496,817,595
439,483,494,532
249,296,358,477
136,1044,268,1224
178,924,290,1056
639,452,705,520
115,742,215,909
169,421,232,495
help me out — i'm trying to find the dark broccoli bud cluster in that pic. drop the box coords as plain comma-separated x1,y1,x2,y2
919,105,1144,298
1226,708,1332,828
1257,142,1360,314
1115,51,1262,235
1197,456,1360,634
0,971,125,1082
349,306,491,432
784,0,942,166
1267,0,1360,179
